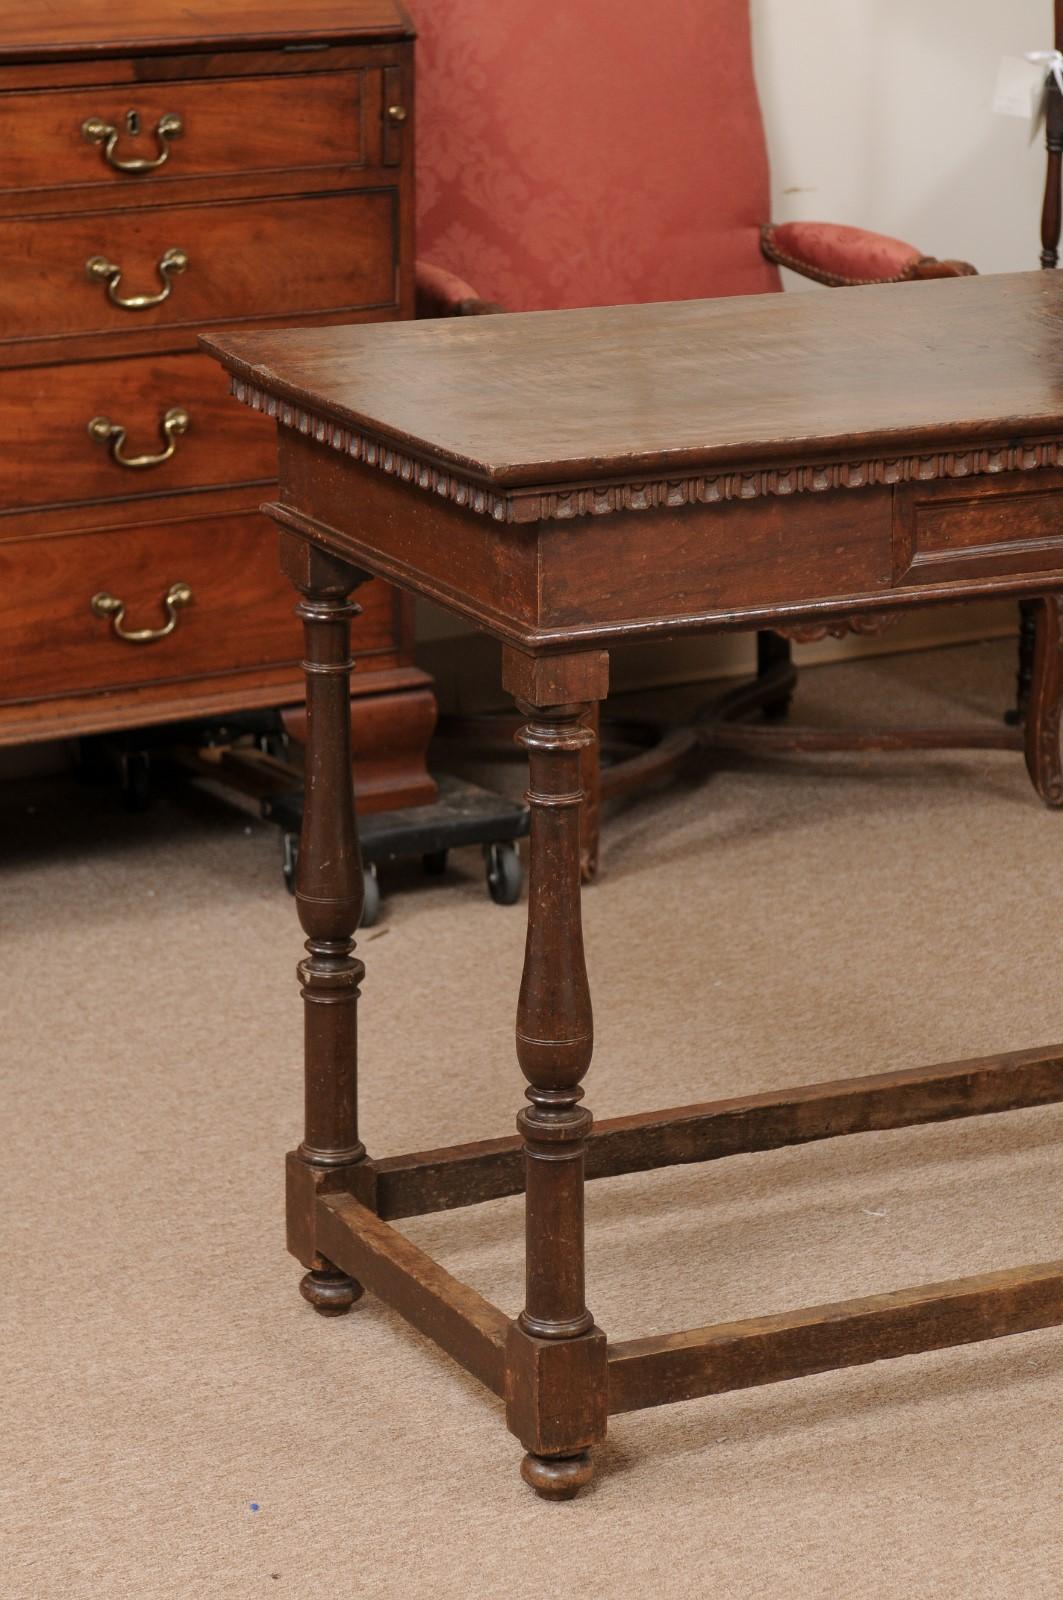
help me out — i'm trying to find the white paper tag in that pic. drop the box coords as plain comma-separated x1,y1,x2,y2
993,54,1047,138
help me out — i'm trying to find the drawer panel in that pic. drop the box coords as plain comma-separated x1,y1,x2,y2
1,72,367,198
894,469,1063,584
0,353,276,513
0,512,398,704
0,189,396,348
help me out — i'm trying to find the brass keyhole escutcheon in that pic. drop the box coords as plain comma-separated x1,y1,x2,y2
81,110,183,173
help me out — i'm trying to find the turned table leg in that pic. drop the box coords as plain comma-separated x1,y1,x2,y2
501,649,610,1500
280,535,372,1316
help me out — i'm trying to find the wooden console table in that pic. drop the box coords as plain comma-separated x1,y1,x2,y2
204,271,1063,1499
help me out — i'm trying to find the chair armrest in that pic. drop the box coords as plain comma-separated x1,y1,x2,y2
761,222,976,287
416,260,505,318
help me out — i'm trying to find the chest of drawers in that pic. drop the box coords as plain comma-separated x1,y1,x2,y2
0,0,435,813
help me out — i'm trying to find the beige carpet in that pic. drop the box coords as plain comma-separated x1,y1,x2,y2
5,638,1063,1599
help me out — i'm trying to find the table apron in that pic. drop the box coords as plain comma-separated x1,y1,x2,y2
267,437,1063,651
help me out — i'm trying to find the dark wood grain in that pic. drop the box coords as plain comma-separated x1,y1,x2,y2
3,9,429,815
282,538,370,1317
206,269,1063,1500
0,0,413,62
607,1262,1063,1415
372,1044,1063,1219
2,189,397,352
0,353,275,512
0,507,386,701
317,1193,509,1396
499,647,610,1497
1024,594,1063,803
204,273,1063,491
0,70,368,196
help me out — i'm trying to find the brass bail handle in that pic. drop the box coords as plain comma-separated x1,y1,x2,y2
81,112,183,173
88,406,190,469
91,581,193,644
85,247,188,310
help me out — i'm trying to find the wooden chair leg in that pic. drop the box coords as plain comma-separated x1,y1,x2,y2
579,704,601,881
1024,594,1063,807
501,649,609,1499
280,535,373,1314
1007,600,1039,727
757,629,796,720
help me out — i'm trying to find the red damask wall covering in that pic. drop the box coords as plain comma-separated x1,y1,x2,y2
413,0,782,311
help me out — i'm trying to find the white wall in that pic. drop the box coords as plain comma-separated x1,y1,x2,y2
752,0,1049,278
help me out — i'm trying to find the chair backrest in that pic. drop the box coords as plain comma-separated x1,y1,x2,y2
413,0,781,311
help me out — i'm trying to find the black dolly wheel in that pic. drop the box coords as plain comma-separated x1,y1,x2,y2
484,841,522,906
360,862,381,928
281,831,299,894
281,834,381,928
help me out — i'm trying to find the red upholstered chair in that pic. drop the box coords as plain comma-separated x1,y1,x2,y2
412,0,1058,871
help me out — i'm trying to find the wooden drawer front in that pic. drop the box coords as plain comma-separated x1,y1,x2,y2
1,72,367,199
894,469,1063,585
0,513,397,704
0,353,276,513
1,189,396,348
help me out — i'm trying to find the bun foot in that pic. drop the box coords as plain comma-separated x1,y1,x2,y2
299,1267,363,1317
520,1451,593,1500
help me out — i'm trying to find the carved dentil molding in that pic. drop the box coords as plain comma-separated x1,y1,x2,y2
232,378,1063,526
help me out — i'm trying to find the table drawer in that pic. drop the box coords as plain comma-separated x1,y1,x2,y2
0,512,398,704
1,71,367,199
0,353,276,513
1,188,396,349
894,469,1063,585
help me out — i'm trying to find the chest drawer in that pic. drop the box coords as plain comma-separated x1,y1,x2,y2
1,70,369,200
0,352,276,513
1,188,397,356
0,511,399,705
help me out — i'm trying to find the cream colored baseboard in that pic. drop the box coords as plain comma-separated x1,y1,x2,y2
414,599,1019,715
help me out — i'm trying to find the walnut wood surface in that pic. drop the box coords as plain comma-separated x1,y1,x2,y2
1,69,368,197
283,541,370,1315
606,1261,1063,1415
317,1193,509,1394
371,1044,1063,1219
1024,594,1063,803
0,353,275,512
2,14,429,810
2,189,396,355
222,271,1063,1498
0,1,413,63
204,273,1063,492
0,508,396,703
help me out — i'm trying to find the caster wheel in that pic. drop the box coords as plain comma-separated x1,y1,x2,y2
485,841,522,906
422,849,448,877
281,832,298,895
121,750,152,813
282,839,380,926
360,862,381,928
762,695,793,723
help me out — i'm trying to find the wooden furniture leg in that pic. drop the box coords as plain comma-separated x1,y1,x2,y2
502,648,610,1499
280,534,372,1316
578,703,601,881
1024,594,1063,806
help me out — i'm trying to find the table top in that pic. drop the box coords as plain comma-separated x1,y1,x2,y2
204,273,1063,497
